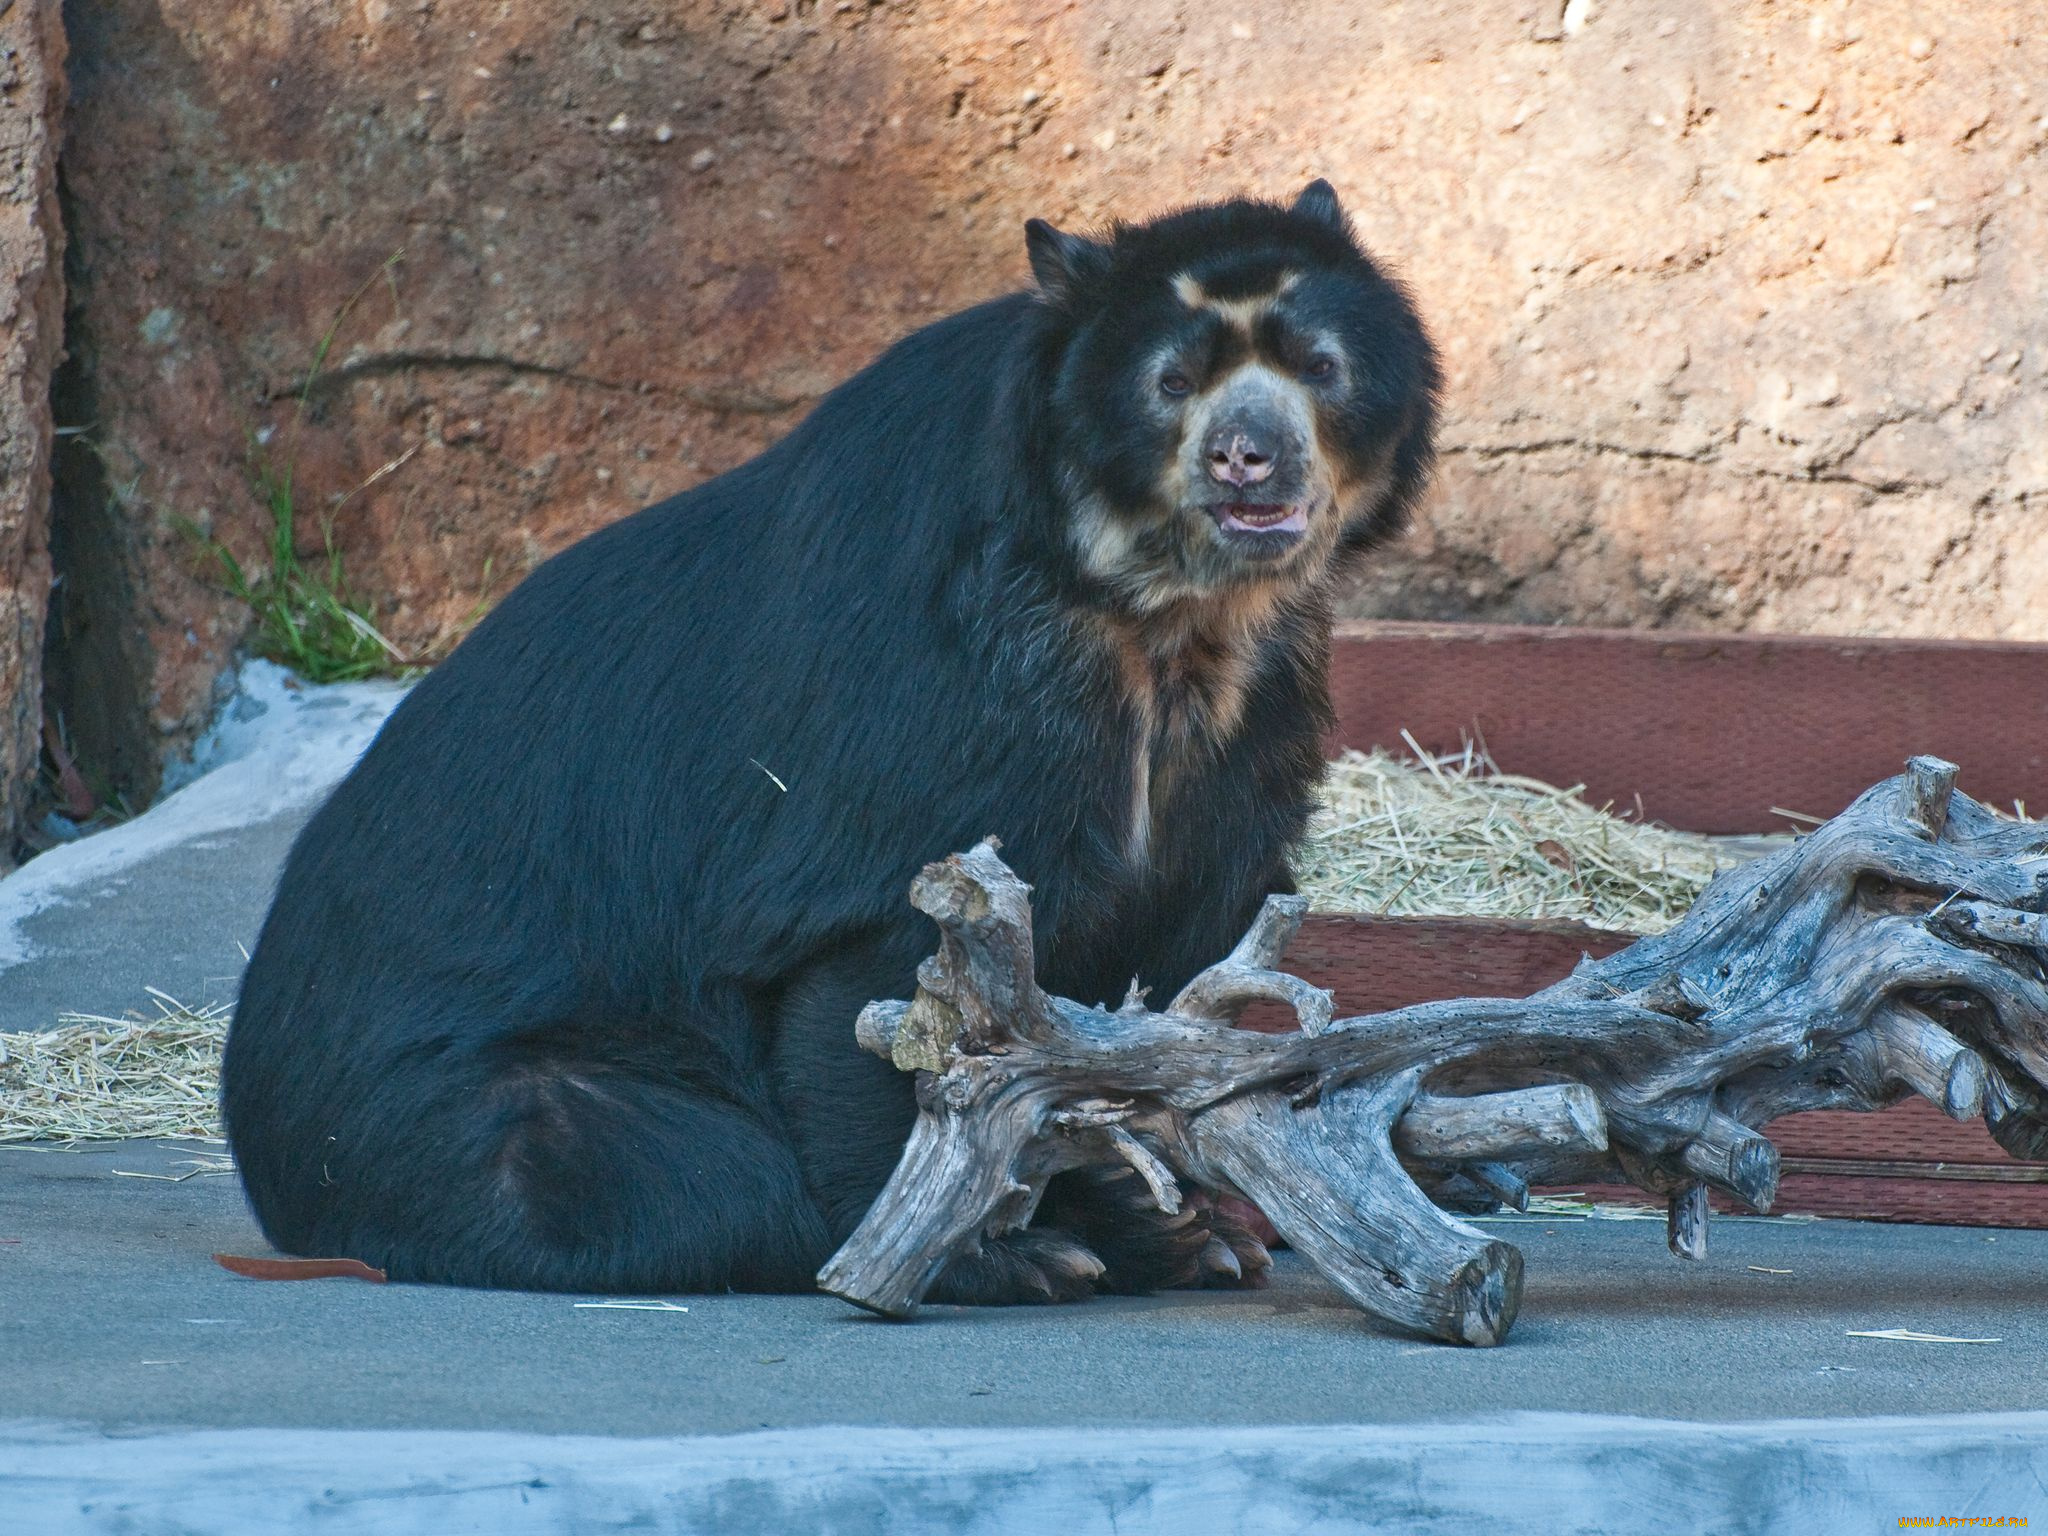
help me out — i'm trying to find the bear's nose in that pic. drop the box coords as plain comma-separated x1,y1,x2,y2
1205,428,1276,486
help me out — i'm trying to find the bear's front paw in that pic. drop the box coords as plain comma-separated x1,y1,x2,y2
923,1226,1105,1306
1040,1165,1274,1295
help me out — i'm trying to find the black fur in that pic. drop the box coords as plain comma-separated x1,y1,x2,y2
222,184,1440,1298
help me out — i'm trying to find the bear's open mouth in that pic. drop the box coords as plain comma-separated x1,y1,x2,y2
1214,503,1309,535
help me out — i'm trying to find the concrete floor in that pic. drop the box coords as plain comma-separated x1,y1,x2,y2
6,1139,2048,1532
5,1139,2048,1436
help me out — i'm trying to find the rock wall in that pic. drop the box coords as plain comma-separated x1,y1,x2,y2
48,0,2048,793
0,0,62,853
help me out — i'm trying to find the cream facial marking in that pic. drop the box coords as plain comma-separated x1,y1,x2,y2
1171,270,1303,331
1070,491,1144,582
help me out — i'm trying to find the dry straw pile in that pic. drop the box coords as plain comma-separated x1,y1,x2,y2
1293,743,1767,933
0,749,1765,1142
0,994,227,1143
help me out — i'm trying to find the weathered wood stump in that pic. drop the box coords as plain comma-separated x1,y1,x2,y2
818,758,2048,1345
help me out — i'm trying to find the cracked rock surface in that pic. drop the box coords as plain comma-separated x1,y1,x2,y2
50,1,2048,781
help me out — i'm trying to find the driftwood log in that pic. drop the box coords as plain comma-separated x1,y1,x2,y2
817,758,2048,1345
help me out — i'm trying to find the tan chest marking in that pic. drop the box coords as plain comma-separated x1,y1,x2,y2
1099,610,1265,866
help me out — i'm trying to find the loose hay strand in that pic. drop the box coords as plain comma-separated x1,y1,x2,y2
0,997,228,1142
1295,745,1769,934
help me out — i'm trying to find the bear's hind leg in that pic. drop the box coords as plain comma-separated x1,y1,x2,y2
279,1055,835,1295
1036,1165,1273,1294
922,1227,1106,1305
771,952,1109,1306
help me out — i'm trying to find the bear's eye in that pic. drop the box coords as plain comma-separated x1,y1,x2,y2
1159,371,1192,398
1306,356,1339,380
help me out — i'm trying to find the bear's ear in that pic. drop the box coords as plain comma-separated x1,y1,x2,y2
1025,219,1111,305
1291,179,1347,233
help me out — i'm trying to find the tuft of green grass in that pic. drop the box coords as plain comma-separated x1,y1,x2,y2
184,251,418,685
192,456,411,685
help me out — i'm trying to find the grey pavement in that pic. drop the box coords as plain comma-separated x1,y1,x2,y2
6,1139,2048,1436
2,670,2046,1531
0,810,305,1027
6,1138,2048,1531
0,661,402,1031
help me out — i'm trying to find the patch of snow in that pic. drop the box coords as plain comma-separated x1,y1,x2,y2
0,662,410,968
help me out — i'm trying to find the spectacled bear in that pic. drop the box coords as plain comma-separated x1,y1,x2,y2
222,180,1440,1302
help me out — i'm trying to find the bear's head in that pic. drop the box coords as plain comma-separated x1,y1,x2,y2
1026,181,1440,614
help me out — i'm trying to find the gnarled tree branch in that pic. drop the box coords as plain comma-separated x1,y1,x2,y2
819,758,2048,1345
